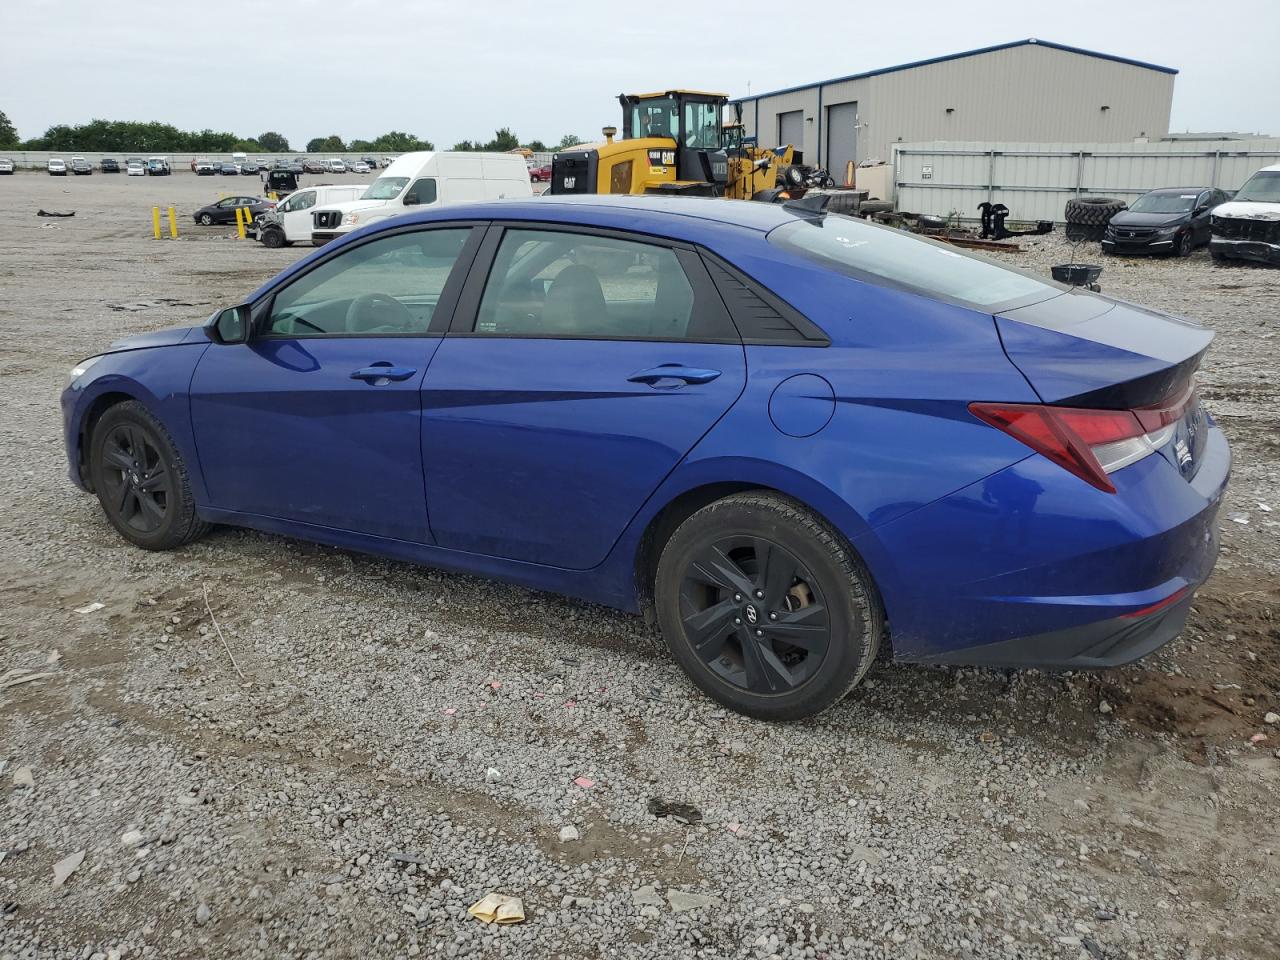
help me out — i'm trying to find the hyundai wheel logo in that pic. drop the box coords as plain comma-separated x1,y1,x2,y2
745,604,759,625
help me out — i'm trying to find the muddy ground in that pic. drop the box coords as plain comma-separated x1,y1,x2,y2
1,172,1277,959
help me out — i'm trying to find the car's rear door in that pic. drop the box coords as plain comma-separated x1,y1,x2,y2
188,224,483,541
420,224,746,569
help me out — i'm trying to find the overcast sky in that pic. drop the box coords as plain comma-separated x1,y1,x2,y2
3,0,1276,148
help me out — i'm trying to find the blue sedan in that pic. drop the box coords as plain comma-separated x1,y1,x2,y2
61,197,1229,719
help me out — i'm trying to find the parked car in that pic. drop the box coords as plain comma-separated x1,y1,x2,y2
360,156,379,170
126,159,146,176
253,183,369,247
100,158,120,173
61,196,1229,720
309,150,532,244
70,157,93,175
302,159,326,174
47,158,67,176
1210,163,1280,266
1102,187,1225,257
194,159,216,176
146,157,171,176
529,163,552,182
325,158,347,173
288,161,305,175
191,196,274,225
265,168,300,198
0,158,15,175
219,163,239,176
241,161,260,175
352,161,371,174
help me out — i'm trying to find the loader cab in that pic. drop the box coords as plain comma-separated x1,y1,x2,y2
618,90,729,191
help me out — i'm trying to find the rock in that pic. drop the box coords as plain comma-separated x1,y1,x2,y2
13,766,34,789
1264,712,1279,726
639,905,660,920
1098,701,1113,715
484,767,501,783
121,830,145,848
558,826,580,843
667,889,722,913
195,903,212,926
51,850,85,888
632,885,664,908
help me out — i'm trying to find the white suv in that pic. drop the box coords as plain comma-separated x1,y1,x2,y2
1210,164,1280,266
47,158,67,176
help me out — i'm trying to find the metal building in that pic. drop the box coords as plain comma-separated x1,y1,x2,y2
732,39,1176,179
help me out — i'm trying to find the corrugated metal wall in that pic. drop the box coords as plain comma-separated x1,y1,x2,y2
739,42,1175,167
892,140,1280,222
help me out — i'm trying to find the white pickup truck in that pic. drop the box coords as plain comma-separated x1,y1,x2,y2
309,151,532,244
254,184,370,248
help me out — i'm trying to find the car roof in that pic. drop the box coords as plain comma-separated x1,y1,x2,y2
1144,186,1211,194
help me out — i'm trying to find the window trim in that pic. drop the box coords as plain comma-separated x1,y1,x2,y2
699,250,831,347
447,222,740,344
249,222,485,341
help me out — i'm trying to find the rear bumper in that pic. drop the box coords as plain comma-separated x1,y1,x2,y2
1210,237,1280,265
868,423,1230,665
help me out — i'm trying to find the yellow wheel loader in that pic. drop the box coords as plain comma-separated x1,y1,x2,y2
549,90,795,201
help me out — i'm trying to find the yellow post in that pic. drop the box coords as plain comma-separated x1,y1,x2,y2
152,206,161,240
235,206,246,240
167,206,178,239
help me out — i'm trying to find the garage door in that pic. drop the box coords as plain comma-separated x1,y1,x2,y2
826,102,858,184
778,110,804,160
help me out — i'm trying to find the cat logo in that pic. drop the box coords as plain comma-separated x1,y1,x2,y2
562,177,576,189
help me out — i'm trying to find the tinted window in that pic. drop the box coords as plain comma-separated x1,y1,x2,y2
264,228,472,337
768,214,1058,310
404,178,437,205
475,229,702,339
1129,191,1198,214
1234,171,1280,203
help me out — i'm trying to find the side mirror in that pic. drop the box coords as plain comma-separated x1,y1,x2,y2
1195,204,1210,215
208,305,250,344
403,192,419,206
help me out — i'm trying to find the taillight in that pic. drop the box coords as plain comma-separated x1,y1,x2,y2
969,388,1193,494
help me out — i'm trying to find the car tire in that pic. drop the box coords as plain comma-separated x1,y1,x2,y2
88,401,210,551
199,213,213,226
1173,232,1193,257
654,492,883,721
261,227,285,249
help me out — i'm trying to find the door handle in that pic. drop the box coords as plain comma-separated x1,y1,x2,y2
627,364,721,387
350,363,417,383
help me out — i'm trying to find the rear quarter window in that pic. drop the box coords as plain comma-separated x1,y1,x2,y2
768,215,1059,311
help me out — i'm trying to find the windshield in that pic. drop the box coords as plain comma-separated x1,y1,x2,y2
363,176,409,200
629,98,678,140
1233,171,1280,203
1130,192,1199,214
769,214,1058,310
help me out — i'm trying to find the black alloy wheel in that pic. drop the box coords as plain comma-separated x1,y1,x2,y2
655,492,882,720
199,212,214,225
678,535,831,695
89,401,209,550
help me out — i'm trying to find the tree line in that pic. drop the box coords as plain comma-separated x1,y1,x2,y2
0,111,583,155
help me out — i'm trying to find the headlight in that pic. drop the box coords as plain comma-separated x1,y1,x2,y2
68,355,103,388
344,212,359,225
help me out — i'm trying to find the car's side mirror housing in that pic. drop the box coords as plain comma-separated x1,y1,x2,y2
207,305,251,344
403,192,419,206
1195,204,1210,215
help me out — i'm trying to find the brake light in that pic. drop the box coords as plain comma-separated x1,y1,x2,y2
969,390,1193,493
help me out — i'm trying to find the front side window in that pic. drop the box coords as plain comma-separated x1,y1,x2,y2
629,98,678,140
404,178,437,206
683,101,721,149
263,228,472,337
768,214,1059,311
475,229,704,339
280,190,315,212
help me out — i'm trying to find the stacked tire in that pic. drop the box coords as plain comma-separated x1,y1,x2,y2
1064,196,1126,242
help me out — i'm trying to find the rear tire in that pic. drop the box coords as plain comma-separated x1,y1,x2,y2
654,492,883,721
89,401,210,551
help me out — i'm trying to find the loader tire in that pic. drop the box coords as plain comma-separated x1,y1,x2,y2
1065,196,1126,227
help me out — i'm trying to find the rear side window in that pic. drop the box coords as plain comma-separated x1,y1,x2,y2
768,214,1058,310
472,229,732,341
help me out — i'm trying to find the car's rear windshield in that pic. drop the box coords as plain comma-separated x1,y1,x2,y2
768,214,1058,310
363,176,409,200
1233,170,1280,203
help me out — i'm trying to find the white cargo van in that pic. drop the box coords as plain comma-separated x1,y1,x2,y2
310,151,532,244
254,183,370,247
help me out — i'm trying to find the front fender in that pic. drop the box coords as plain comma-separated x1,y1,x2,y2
61,343,210,499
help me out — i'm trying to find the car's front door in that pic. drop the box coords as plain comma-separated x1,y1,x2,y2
421,225,747,569
189,225,481,541
276,188,316,242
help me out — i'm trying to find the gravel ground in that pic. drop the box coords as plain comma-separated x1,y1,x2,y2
1,174,1278,960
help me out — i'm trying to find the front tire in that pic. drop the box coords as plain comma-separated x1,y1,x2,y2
260,226,285,248
199,213,213,226
654,492,883,720
1172,232,1192,257
89,401,210,550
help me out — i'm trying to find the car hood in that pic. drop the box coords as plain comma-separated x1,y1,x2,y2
1212,200,1280,222
1110,210,1188,228
995,289,1213,406
106,325,204,354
